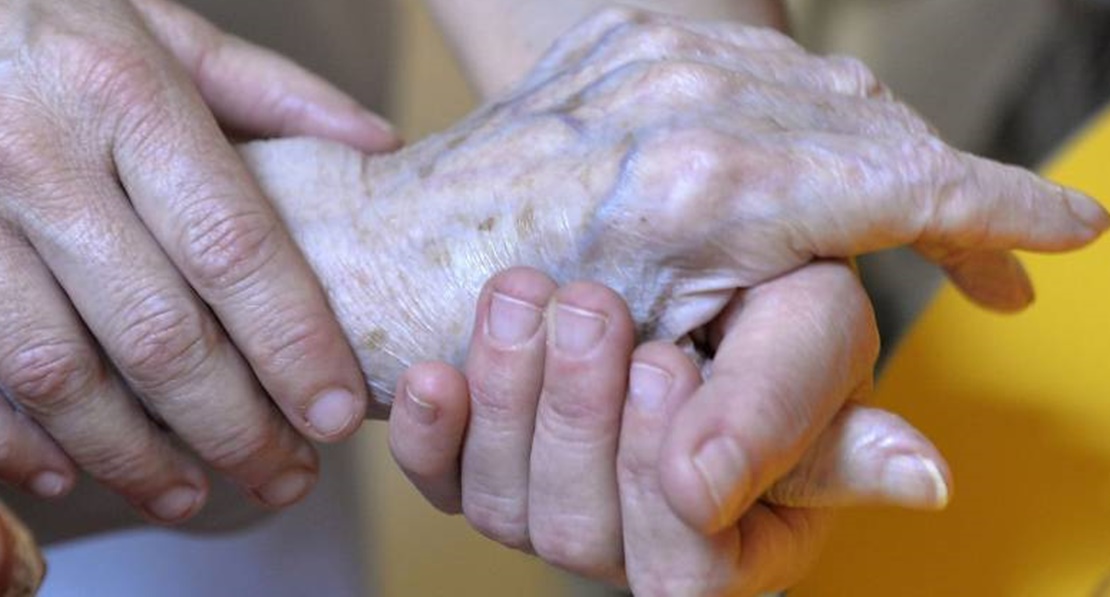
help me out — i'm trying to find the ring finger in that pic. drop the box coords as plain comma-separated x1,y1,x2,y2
16,174,317,512
0,224,209,522
460,267,557,550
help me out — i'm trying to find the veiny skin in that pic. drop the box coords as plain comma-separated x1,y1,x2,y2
237,11,1106,594
243,25,1105,410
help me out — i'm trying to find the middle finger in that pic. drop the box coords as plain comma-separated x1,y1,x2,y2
527,281,635,582
17,170,317,509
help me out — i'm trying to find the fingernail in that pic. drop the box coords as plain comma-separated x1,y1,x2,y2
488,292,543,345
144,486,203,523
692,436,750,529
552,302,608,354
253,469,316,508
306,389,358,438
405,386,438,425
881,455,950,510
28,471,69,498
629,363,672,412
1066,190,1110,232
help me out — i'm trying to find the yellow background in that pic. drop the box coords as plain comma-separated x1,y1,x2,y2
796,108,1110,595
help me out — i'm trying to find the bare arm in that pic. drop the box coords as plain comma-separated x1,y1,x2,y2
423,0,787,98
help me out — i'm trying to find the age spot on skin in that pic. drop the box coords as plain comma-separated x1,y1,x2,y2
423,242,453,268
516,204,537,239
477,216,497,232
365,328,389,352
418,161,436,179
445,134,469,151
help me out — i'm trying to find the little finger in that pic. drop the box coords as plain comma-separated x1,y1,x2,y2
389,362,470,514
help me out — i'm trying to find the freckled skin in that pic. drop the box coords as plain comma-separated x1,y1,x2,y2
237,13,1101,417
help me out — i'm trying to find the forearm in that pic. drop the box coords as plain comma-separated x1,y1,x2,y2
423,0,787,99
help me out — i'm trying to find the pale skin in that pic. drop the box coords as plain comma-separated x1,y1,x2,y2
0,2,1106,595
236,9,1101,594
0,0,400,523
383,4,1104,592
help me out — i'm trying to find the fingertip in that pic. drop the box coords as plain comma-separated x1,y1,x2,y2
389,363,468,513
547,280,635,359
305,386,367,442
626,341,701,416
768,404,953,510
399,361,471,429
1064,188,1110,234
26,469,76,500
296,102,404,154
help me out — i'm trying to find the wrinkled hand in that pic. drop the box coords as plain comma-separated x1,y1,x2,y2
389,265,948,595
0,0,399,522
244,5,1104,540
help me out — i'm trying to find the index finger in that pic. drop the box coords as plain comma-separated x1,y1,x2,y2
659,261,878,533
110,50,368,442
774,134,1108,263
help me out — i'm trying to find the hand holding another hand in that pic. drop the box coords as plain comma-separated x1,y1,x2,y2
239,8,1104,591
390,264,948,596
0,0,397,521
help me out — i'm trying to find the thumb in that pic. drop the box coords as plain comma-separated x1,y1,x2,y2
0,502,44,596
130,0,401,153
764,402,951,511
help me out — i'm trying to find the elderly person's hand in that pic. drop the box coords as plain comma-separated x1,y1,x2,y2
237,3,1101,565
390,265,948,595
0,0,398,522
242,8,1103,404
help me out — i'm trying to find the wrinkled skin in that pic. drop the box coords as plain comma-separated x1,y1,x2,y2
389,266,949,595
0,0,397,522
239,9,1105,594
245,8,1103,408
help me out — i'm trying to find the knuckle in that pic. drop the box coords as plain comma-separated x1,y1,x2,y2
610,22,689,60
0,125,55,193
2,338,97,413
632,128,738,239
538,389,618,441
884,102,934,136
463,492,531,550
49,36,169,138
825,54,885,98
251,310,336,378
617,449,658,488
179,206,280,292
742,25,803,52
531,523,617,578
900,137,968,227
67,37,163,104
588,5,650,32
198,420,283,472
468,377,531,420
635,60,726,100
114,293,217,389
81,434,166,489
